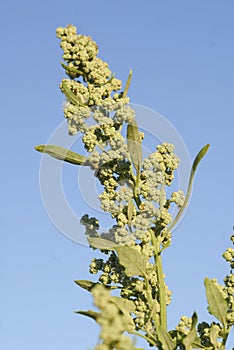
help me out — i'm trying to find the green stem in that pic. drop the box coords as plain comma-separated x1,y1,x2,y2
221,326,230,347
143,275,160,342
156,252,167,330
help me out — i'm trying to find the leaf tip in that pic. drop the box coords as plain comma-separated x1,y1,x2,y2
34,145,45,153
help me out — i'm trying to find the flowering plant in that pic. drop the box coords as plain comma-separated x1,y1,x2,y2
35,25,234,349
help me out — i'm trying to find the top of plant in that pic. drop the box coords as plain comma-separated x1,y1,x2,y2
56,24,130,135
34,25,234,350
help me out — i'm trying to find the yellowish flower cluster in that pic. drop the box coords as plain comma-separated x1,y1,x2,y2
56,25,129,135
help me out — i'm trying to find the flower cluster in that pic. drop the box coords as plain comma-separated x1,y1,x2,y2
169,234,234,348
56,25,130,135
88,247,172,334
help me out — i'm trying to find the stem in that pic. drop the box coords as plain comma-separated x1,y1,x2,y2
221,326,230,347
156,251,167,330
142,268,160,335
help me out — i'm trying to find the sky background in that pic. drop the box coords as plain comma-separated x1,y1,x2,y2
1,1,234,349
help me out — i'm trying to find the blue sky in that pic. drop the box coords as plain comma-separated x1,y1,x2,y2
1,1,234,349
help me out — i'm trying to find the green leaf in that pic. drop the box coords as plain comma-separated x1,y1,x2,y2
111,296,136,330
191,340,206,349
75,309,99,321
209,324,220,347
127,119,142,174
34,144,87,165
168,144,210,232
61,62,83,76
74,280,97,291
111,296,136,313
61,80,86,106
74,279,117,292
157,326,176,350
182,312,199,349
88,237,117,250
127,200,135,226
114,246,148,277
204,277,228,327
123,69,132,98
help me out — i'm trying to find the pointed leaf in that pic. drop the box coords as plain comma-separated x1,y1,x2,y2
35,144,87,165
157,326,176,350
191,340,206,349
182,312,199,348
127,120,142,173
75,279,117,292
127,200,135,225
204,277,228,326
88,237,117,250
61,80,86,106
115,246,148,277
210,324,220,347
168,144,210,232
111,296,136,330
123,69,132,98
74,280,97,292
61,62,83,77
75,309,99,321
111,296,136,313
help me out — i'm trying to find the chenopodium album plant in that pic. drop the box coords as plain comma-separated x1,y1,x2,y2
35,25,234,349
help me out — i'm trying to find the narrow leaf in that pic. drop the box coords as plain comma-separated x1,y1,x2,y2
127,200,135,226
61,62,83,76
192,144,210,174
75,310,99,321
88,237,117,250
35,144,87,165
74,279,117,292
191,340,206,349
157,326,176,350
111,296,136,330
182,312,199,348
168,144,210,232
115,246,148,277
74,280,97,292
62,80,86,106
127,119,142,174
111,296,136,313
123,69,132,98
204,277,228,326
210,325,220,347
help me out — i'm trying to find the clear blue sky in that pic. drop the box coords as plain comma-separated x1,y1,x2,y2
1,1,234,349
